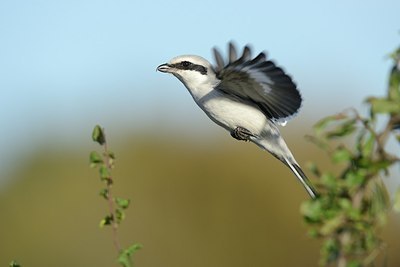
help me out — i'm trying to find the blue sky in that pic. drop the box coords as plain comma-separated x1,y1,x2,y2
0,0,399,181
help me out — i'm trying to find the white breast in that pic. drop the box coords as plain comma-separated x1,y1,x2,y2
196,89,267,135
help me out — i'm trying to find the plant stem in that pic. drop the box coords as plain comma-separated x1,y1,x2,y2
338,232,350,267
103,134,121,253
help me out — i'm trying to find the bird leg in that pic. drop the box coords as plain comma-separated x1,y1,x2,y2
230,126,255,142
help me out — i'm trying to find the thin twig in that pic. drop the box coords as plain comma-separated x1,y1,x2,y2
364,242,387,266
337,232,350,267
351,108,399,162
102,133,122,253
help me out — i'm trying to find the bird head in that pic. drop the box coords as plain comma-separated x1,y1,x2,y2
157,55,219,95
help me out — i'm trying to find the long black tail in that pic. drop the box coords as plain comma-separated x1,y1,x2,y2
250,135,319,199
285,159,319,199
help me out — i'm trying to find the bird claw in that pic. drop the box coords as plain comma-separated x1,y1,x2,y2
230,126,255,142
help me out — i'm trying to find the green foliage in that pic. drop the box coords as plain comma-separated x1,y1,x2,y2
99,214,114,228
367,97,400,114
302,46,400,266
116,197,131,209
92,124,106,145
388,47,400,102
9,261,21,267
90,125,141,266
118,244,144,267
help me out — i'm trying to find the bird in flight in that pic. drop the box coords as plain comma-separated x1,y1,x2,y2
157,42,318,199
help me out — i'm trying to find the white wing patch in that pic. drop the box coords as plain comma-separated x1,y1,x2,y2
248,69,273,94
214,43,303,123
277,120,288,126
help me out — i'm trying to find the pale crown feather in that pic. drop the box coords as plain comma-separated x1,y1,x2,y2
168,55,220,100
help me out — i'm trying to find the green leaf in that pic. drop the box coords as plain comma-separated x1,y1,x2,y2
116,197,130,209
313,113,348,135
320,173,338,190
388,47,400,101
118,254,132,267
365,160,393,174
320,214,344,235
108,151,116,159
125,243,143,255
115,208,125,223
338,198,352,210
301,200,323,222
99,215,113,228
325,119,357,139
389,46,400,60
99,188,109,199
332,146,352,163
9,261,21,267
339,198,361,220
308,228,319,238
367,97,400,114
321,238,339,264
92,125,106,145
357,132,375,158
118,243,143,267
89,151,103,167
345,171,365,188
99,165,111,181
388,65,400,101
394,187,400,213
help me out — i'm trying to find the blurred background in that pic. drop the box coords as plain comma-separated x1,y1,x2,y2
0,0,399,266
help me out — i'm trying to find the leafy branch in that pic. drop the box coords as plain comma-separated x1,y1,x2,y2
301,45,400,267
90,125,142,267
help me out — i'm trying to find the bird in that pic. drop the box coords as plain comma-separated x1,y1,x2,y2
157,42,318,199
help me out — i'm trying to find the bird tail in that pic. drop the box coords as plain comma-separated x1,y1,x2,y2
284,158,318,199
251,135,318,199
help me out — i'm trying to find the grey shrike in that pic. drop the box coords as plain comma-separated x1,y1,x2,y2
157,42,318,199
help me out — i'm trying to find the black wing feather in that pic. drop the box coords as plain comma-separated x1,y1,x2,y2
213,47,225,73
228,43,237,63
214,42,302,123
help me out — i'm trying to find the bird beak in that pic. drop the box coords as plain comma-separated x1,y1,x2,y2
157,63,173,73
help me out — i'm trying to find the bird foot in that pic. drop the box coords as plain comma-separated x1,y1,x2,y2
231,126,254,141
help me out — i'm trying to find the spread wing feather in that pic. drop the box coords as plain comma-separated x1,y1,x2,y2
213,42,302,124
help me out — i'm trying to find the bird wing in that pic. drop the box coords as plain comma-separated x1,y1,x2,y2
213,42,302,124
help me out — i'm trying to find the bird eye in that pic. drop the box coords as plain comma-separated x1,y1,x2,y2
181,61,191,67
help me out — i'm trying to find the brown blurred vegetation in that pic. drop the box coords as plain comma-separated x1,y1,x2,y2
0,131,399,266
